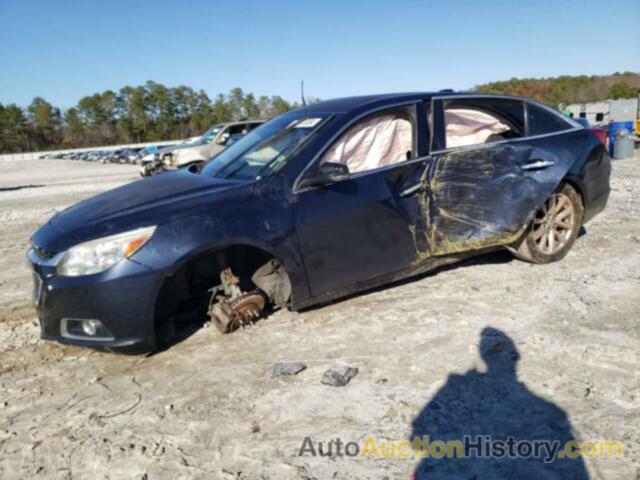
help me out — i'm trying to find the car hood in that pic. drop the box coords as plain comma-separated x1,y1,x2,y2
156,144,179,155
160,140,205,155
48,170,249,244
176,143,210,155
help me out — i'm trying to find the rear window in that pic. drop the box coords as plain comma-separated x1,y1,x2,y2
527,103,575,136
439,98,525,149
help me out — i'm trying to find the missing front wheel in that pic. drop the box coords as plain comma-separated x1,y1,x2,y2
208,267,267,333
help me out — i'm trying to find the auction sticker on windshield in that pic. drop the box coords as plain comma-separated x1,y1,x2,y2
291,117,323,128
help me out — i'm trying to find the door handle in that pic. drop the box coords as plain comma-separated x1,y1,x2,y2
520,159,555,171
400,183,424,197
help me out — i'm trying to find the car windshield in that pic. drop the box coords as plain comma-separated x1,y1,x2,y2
201,112,330,180
199,125,223,144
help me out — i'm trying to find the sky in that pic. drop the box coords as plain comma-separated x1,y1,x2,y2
0,0,639,108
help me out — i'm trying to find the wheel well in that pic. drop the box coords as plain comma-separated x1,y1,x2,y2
152,245,287,341
561,177,585,208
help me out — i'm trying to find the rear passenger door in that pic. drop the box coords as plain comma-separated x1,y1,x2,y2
427,96,579,256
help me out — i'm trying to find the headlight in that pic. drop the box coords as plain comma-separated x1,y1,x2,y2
57,226,156,277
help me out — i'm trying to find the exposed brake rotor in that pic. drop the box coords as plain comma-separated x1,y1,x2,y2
231,292,265,328
209,268,267,334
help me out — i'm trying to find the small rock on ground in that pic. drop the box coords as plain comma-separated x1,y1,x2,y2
321,366,358,386
272,362,307,377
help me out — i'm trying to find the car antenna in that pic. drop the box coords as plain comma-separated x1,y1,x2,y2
301,80,307,106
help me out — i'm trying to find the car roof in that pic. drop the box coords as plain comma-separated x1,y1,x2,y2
296,92,528,114
297,93,427,113
219,119,266,127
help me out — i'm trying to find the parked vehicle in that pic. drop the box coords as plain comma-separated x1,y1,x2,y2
139,138,201,171
28,93,611,353
122,147,143,164
139,120,264,176
92,151,110,162
108,148,140,164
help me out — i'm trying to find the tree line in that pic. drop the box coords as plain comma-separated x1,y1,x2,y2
0,82,300,154
474,71,640,107
3,72,639,154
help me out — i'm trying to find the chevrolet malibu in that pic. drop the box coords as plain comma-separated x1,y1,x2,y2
28,93,611,353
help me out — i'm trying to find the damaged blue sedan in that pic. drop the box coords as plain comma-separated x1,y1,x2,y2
28,93,611,352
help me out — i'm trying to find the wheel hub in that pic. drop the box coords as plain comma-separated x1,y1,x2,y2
208,268,267,334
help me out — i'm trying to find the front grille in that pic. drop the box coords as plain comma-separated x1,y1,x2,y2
31,242,56,260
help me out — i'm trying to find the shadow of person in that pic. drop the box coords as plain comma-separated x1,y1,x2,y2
410,327,588,479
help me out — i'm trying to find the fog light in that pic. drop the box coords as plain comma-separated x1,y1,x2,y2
82,319,100,336
60,318,114,340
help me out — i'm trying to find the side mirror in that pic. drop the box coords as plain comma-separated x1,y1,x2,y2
299,162,350,189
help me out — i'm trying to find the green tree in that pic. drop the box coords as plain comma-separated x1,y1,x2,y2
242,93,261,119
475,72,640,107
255,95,294,118
0,103,31,152
270,95,293,114
609,81,636,100
192,90,215,133
212,94,233,123
27,97,62,149
227,87,245,120
62,107,85,147
75,91,118,145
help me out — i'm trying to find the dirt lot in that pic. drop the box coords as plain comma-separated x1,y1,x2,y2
0,155,639,479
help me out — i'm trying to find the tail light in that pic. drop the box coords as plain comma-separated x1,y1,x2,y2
588,128,607,145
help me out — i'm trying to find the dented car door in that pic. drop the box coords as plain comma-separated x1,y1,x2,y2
426,97,579,256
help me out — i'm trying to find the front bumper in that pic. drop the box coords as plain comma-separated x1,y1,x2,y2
28,248,166,353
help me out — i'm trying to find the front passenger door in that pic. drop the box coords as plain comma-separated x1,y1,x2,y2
293,105,430,299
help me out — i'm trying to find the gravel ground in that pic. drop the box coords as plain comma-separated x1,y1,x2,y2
0,156,639,479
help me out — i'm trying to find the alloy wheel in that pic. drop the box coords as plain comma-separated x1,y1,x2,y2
532,192,576,255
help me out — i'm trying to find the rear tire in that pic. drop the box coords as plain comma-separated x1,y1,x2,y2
513,183,584,264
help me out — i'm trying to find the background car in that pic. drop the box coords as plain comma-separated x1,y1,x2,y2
140,120,266,176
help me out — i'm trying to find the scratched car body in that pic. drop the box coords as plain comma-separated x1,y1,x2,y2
28,93,611,352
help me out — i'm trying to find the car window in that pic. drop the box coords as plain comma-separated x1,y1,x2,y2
320,112,413,174
527,102,576,136
200,125,223,144
217,125,246,145
440,98,524,149
230,124,245,135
